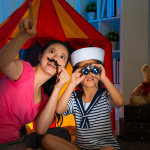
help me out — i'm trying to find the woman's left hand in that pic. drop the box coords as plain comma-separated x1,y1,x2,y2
90,64,107,82
55,66,70,89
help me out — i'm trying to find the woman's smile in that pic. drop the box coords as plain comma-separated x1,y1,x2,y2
47,62,56,69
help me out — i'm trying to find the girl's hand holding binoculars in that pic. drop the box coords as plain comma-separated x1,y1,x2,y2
70,68,85,87
90,64,107,82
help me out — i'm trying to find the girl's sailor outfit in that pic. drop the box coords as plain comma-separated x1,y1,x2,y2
63,88,120,150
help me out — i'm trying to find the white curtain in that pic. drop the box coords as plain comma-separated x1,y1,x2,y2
0,0,25,24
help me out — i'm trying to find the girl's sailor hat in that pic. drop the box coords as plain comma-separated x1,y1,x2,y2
71,47,105,66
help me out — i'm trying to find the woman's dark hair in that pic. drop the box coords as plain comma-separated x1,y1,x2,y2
73,60,104,99
42,40,70,126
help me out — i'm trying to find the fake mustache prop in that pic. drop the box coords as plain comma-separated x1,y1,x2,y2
47,57,61,67
47,57,61,75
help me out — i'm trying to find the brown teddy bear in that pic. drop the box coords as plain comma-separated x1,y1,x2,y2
130,64,150,107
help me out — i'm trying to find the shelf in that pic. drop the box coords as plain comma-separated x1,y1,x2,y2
88,17,120,23
88,19,98,23
112,50,120,52
114,83,120,85
100,17,120,21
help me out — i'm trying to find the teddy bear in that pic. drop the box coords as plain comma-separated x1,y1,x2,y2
130,64,150,107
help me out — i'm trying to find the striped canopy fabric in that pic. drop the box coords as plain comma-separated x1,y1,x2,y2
0,0,115,132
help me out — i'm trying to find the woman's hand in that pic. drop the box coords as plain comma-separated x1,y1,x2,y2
55,66,70,89
18,1,37,37
90,64,107,82
70,68,85,87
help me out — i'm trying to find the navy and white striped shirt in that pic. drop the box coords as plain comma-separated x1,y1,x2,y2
63,88,120,150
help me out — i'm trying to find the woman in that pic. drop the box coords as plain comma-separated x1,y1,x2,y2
0,2,71,150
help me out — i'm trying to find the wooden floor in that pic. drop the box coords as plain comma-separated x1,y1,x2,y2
117,136,150,150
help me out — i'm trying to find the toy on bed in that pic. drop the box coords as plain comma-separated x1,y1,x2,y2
130,64,150,107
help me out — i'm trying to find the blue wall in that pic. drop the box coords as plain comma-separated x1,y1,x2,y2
0,0,25,24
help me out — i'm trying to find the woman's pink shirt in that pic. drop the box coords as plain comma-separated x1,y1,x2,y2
0,60,49,143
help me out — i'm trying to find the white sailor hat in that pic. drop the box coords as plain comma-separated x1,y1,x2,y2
71,47,105,67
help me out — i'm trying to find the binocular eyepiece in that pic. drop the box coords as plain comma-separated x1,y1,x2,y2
82,64,100,75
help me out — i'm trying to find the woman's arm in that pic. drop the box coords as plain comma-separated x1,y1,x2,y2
34,67,70,135
0,2,36,81
35,86,63,135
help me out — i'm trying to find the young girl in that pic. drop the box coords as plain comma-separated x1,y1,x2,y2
55,47,125,150
0,2,73,150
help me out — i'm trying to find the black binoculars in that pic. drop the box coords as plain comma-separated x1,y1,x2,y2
82,64,100,75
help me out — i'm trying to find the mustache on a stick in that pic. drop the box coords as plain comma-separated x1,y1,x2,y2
47,57,61,67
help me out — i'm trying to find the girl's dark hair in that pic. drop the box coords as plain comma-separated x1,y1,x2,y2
73,60,104,99
42,40,70,126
